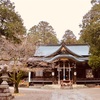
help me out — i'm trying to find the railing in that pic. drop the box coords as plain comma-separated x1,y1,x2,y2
24,78,52,82
76,78,100,83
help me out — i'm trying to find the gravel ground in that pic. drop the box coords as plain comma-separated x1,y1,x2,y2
10,87,100,100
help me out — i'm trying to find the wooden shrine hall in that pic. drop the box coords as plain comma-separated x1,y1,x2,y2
27,43,100,85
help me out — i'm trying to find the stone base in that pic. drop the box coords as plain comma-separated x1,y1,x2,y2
0,85,14,100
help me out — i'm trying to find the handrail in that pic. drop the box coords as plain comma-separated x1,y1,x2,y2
77,78,100,80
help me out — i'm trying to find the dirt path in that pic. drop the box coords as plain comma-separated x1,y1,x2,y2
51,89,92,100
10,87,100,100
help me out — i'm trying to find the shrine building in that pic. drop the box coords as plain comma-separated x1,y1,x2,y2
27,43,100,85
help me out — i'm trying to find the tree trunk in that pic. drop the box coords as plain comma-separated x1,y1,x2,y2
14,82,19,93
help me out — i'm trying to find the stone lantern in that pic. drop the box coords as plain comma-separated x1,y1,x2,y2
0,64,14,100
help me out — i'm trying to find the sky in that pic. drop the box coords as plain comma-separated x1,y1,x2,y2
11,0,92,40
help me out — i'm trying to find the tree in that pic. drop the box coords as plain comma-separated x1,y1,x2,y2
0,34,36,93
28,21,59,45
62,30,77,44
79,0,100,43
10,35,36,93
91,0,100,5
85,22,100,69
0,0,35,93
79,0,100,69
9,63,25,93
0,0,26,43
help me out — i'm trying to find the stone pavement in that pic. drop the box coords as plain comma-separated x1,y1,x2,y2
9,86,100,100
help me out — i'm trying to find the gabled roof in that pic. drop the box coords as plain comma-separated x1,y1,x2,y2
34,44,90,57
46,44,81,57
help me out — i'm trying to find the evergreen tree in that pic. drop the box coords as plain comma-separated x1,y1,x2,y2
79,0,100,69
29,21,59,45
62,30,77,44
0,0,26,43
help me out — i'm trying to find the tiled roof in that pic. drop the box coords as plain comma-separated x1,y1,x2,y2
34,46,61,56
67,45,89,56
34,44,90,57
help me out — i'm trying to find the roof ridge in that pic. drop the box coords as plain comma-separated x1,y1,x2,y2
39,44,89,46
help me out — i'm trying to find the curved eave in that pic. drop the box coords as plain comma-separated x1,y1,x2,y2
45,54,85,63
46,45,81,57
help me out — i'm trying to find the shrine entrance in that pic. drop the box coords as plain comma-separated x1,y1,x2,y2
52,58,76,84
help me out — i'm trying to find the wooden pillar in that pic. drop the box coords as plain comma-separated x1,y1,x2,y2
63,61,66,80
73,63,77,84
28,71,31,83
68,63,71,80
52,63,55,84
52,70,55,84
58,65,61,85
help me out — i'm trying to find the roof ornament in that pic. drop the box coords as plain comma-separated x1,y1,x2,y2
61,47,66,54
61,40,66,46
60,40,66,54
